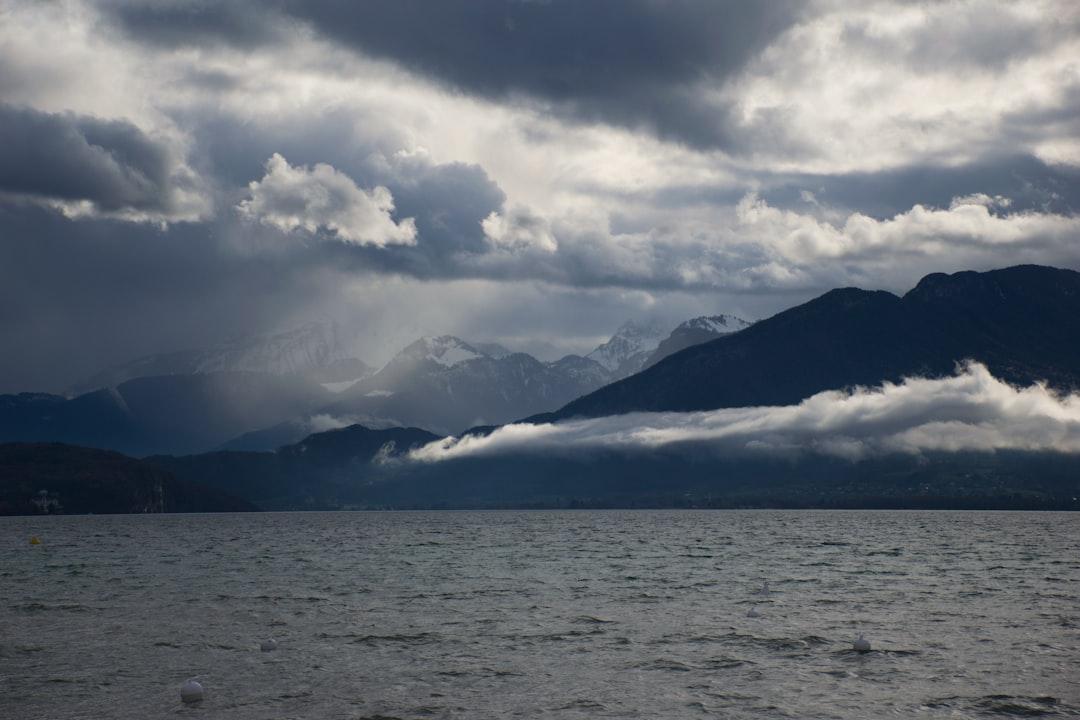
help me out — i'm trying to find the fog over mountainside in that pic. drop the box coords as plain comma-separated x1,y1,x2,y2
414,361,1080,463
69,321,372,395
0,373,331,457
7,266,1080,511
143,360,1080,511
0,312,746,454
547,266,1080,421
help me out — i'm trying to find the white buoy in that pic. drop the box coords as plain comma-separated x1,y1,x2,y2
180,679,204,704
260,639,278,652
853,634,871,653
747,605,761,618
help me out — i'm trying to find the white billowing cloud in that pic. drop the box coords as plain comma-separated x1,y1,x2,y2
458,194,1080,294
739,192,1068,258
482,205,558,253
408,362,1080,463
737,0,1080,171
237,154,417,246
732,193,1080,289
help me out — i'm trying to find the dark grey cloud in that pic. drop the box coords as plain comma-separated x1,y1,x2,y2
4,0,1078,396
606,153,1080,220
96,0,286,49
999,82,1080,163
0,103,185,215
0,203,338,393
101,0,805,150
758,154,1080,219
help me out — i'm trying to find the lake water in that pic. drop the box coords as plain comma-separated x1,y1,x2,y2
1,510,1078,719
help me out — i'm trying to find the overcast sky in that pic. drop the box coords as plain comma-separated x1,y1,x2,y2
2,0,1079,392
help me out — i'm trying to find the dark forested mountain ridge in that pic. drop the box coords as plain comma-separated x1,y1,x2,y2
550,266,1080,419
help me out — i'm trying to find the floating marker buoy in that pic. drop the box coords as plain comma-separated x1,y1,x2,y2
747,606,761,618
180,679,204,704
260,639,278,652
853,634,871,653
756,580,770,596
29,536,41,545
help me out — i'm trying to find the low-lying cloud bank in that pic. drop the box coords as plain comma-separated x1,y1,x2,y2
408,362,1080,463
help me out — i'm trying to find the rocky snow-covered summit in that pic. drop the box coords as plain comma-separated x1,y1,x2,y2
643,314,752,369
392,336,486,369
319,336,611,435
586,319,672,379
679,315,752,336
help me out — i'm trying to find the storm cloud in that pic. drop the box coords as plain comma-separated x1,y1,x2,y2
409,363,1080,462
1,1,1078,392
103,0,805,151
0,104,206,221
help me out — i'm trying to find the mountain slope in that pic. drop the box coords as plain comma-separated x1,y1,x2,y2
154,424,440,510
643,314,752,369
550,266,1080,420
318,337,613,434
151,430,1080,511
586,319,671,379
0,372,331,456
0,443,256,515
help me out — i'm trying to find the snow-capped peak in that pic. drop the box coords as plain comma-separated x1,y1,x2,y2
677,314,752,335
586,319,672,373
193,321,350,376
402,336,485,367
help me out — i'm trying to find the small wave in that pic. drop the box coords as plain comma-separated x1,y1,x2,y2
634,658,693,672
633,655,749,673
321,632,440,646
865,548,904,556
571,615,616,625
10,602,90,613
553,698,607,711
718,632,830,652
924,694,1070,717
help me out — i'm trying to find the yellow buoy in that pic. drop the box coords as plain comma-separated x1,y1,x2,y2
29,536,41,545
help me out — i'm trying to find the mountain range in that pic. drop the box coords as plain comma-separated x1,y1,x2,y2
0,313,749,455
315,316,753,436
543,265,1080,422
4,265,1080,513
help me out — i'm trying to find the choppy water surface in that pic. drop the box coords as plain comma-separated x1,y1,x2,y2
1,510,1078,719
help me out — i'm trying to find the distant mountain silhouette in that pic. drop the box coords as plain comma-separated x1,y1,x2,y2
0,443,255,515
144,420,1080,512
0,372,331,456
154,424,440,509
545,266,1080,420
